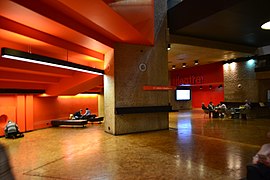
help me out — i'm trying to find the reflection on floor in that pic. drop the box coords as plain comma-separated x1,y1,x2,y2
0,110,270,180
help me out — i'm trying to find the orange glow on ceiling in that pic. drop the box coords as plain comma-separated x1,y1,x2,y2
68,52,104,63
39,93,50,97
57,94,98,99
0,29,47,46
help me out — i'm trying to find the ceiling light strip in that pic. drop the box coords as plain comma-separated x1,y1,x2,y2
1,48,104,75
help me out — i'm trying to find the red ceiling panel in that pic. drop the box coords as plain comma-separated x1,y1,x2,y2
0,0,154,95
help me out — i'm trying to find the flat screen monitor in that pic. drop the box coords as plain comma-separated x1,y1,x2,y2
176,89,191,101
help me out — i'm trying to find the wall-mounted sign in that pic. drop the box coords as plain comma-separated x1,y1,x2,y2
143,86,176,91
174,75,204,85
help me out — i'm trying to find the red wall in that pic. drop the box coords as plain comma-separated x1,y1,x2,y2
171,62,224,108
0,96,17,136
191,84,224,108
0,94,99,136
33,95,98,129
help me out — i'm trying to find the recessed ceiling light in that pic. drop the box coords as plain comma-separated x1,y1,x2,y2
167,44,171,51
182,63,186,68
261,21,270,30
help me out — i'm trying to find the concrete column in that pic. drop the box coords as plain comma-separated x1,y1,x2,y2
104,0,168,135
104,49,116,134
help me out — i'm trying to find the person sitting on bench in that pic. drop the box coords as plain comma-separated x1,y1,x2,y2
73,109,82,119
81,108,91,119
4,120,24,139
207,101,215,118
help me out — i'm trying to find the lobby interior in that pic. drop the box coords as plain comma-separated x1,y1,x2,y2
1,110,270,179
1,0,270,179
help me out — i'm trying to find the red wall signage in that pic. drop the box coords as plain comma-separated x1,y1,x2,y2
171,62,224,86
170,62,224,108
143,86,176,90
173,75,204,85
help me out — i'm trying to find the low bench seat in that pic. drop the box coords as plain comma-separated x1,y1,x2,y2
87,116,104,123
51,119,88,127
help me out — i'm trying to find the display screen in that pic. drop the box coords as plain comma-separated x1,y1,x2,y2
176,89,191,101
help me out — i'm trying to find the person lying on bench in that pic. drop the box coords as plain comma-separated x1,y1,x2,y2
73,109,82,119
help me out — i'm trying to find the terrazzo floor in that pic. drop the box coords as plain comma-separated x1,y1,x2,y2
1,109,270,180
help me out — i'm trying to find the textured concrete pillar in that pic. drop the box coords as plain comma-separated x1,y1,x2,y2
104,0,168,135
104,49,116,134
224,61,258,102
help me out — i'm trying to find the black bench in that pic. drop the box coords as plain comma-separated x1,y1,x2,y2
51,119,88,127
87,116,104,123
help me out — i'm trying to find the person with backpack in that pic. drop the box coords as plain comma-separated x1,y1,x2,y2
4,120,24,139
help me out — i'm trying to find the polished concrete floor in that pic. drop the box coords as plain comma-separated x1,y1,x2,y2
0,110,270,180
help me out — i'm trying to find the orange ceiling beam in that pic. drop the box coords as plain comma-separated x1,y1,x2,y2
58,0,150,44
0,71,59,84
59,76,104,95
10,0,116,47
46,72,102,96
0,59,74,78
11,0,152,45
108,0,154,44
0,16,104,61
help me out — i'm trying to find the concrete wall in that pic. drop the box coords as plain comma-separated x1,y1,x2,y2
224,61,258,102
257,45,270,102
113,18,169,135
103,0,169,135
104,49,116,134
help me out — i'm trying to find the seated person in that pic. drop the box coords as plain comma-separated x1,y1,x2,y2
4,120,24,139
217,102,227,117
202,103,208,110
246,132,270,179
240,100,251,119
207,101,215,118
219,103,227,110
73,109,82,119
81,108,91,119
